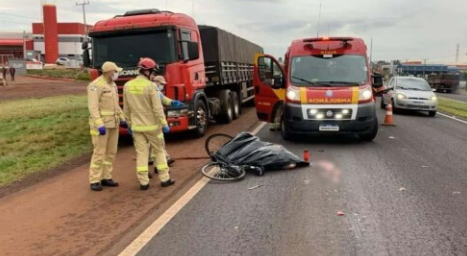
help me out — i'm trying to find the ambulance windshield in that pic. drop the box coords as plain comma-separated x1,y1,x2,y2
290,55,368,87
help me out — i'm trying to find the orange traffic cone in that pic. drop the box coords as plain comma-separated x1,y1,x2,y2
381,103,396,126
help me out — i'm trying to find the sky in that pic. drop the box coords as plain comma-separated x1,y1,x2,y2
0,0,466,63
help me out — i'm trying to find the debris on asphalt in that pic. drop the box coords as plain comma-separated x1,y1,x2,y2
399,187,406,191
453,191,461,195
248,185,263,190
337,211,345,216
422,166,429,168
318,149,325,153
304,179,310,184
389,136,395,139
234,226,239,230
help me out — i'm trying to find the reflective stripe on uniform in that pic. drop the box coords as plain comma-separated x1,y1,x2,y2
101,111,115,116
137,166,149,172
157,133,164,139
103,161,112,166
90,130,99,136
91,163,100,169
132,125,159,132
127,78,150,95
156,163,169,171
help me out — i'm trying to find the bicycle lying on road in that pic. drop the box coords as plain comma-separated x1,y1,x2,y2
201,133,309,182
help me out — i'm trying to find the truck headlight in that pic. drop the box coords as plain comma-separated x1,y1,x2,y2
359,87,373,101
167,109,188,118
431,96,437,101
397,93,407,100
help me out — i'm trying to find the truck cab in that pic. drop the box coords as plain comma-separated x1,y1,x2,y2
254,37,381,141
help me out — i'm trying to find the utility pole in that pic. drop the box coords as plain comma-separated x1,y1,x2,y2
316,1,322,37
422,58,429,78
22,30,26,59
76,1,90,42
456,43,460,63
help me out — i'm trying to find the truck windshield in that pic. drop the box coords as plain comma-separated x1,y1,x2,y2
92,30,177,70
291,55,368,87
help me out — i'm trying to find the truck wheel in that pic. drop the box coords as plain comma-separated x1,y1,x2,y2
193,100,208,138
380,96,387,109
360,117,378,142
232,91,241,120
216,90,233,124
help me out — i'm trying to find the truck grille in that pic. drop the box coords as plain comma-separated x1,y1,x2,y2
307,108,353,120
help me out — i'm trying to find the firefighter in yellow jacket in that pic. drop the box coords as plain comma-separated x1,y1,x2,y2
147,76,184,178
123,58,175,190
87,61,127,192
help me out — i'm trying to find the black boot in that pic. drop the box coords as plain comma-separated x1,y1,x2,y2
148,172,153,179
140,184,150,191
90,183,103,191
148,161,154,166
167,158,175,166
161,179,175,188
101,179,119,187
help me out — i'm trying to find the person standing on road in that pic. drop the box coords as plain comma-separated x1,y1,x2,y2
9,66,15,82
87,61,127,192
146,75,183,177
1,65,7,86
123,58,175,190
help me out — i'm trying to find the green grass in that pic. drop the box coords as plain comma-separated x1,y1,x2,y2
27,69,90,81
438,97,467,119
0,95,91,187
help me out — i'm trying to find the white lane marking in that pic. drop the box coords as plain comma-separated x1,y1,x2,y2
119,121,267,256
438,112,467,125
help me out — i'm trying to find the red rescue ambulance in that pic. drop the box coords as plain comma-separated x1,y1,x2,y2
254,37,383,141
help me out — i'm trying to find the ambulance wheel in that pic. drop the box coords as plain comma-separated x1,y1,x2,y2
281,118,295,141
360,117,378,142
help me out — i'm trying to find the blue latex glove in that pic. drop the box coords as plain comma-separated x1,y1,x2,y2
98,126,106,136
128,127,133,137
163,126,170,134
120,120,129,129
171,100,184,107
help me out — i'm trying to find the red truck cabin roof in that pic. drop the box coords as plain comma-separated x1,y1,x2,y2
289,37,368,57
89,11,197,34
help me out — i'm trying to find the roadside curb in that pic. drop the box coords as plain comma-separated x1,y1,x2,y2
25,75,83,82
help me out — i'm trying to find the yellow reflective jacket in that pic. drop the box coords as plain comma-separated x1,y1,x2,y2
87,75,124,134
123,75,167,132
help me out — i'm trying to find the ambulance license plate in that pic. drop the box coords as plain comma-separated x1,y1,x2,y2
319,125,340,132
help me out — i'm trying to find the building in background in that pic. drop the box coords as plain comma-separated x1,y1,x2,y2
0,4,91,65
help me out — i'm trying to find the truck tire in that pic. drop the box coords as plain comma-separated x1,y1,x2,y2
193,100,208,138
216,90,233,124
360,117,378,142
232,91,241,120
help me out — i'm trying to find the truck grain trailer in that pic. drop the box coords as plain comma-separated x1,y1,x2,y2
427,74,460,93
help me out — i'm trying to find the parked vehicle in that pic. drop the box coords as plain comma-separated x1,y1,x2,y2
253,37,382,141
381,76,438,117
82,9,263,137
427,74,460,93
56,57,70,65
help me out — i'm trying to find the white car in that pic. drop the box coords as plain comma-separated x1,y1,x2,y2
56,57,70,65
381,77,438,117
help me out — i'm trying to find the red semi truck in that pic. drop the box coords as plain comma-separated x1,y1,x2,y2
253,37,383,141
82,9,263,137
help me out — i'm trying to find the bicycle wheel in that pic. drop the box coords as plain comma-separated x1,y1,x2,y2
201,162,246,181
205,133,233,157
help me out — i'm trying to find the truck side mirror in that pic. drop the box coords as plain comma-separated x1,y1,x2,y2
82,49,91,68
372,73,383,89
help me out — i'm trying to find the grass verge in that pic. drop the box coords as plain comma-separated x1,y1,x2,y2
438,97,467,119
27,69,90,81
0,95,91,187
